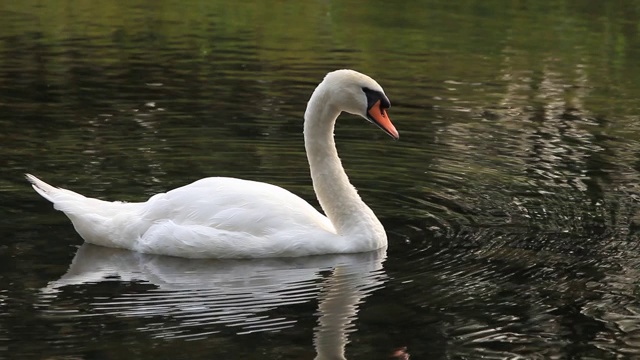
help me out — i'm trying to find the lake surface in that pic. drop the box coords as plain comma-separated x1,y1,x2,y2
2,0,640,359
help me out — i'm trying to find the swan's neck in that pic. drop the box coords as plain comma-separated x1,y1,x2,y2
303,89,383,239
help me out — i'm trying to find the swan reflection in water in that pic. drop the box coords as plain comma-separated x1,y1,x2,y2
40,244,388,359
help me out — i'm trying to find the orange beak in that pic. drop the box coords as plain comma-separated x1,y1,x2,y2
367,100,399,139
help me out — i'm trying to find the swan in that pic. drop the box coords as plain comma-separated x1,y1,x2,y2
26,69,399,258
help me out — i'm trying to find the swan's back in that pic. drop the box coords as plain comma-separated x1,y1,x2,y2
142,177,334,233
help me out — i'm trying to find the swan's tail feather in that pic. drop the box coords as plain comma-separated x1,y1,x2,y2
25,173,100,217
26,174,145,249
26,173,137,218
25,173,84,204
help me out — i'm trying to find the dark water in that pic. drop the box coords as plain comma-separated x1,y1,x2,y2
2,1,640,359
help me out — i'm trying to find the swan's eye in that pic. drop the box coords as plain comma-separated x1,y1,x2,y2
362,87,390,111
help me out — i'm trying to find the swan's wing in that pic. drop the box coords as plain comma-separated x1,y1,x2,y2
141,177,335,235
127,177,338,258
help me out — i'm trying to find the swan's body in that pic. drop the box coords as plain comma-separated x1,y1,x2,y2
27,69,398,259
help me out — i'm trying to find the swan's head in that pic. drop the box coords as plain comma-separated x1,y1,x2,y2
321,69,399,139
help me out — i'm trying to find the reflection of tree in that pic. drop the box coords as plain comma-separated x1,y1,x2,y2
0,6,281,198
418,34,640,236
496,52,607,228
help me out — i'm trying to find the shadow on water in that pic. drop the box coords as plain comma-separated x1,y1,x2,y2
36,245,387,360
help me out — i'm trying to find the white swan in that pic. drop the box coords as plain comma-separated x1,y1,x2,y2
26,69,399,258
